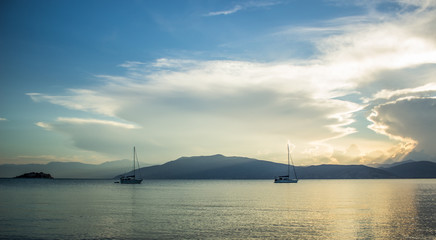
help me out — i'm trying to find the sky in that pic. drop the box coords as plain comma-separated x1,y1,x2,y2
1,0,436,166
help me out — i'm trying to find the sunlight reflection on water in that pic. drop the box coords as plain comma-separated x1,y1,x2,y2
0,179,435,239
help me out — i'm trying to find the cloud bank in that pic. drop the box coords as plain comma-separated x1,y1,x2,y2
369,97,436,158
29,1,436,164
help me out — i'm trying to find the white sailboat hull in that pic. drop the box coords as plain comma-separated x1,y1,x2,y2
120,177,142,184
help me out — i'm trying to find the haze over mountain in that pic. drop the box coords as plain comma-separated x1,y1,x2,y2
0,160,149,179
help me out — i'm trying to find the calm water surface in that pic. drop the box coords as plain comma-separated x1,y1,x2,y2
0,179,435,239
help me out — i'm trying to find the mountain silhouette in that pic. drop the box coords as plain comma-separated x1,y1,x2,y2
382,161,436,178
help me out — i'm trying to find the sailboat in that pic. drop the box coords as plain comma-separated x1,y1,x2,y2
120,146,143,184
274,143,298,183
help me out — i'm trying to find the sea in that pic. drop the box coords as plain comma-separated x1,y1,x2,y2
0,179,435,240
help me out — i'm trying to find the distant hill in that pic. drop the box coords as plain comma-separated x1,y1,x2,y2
297,165,397,179
15,172,54,179
382,161,436,178
116,154,283,179
117,154,414,179
0,160,148,179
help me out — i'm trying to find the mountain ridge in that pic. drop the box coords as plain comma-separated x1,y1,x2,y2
381,161,436,178
1,155,435,179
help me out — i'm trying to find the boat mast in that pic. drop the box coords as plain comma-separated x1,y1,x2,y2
133,146,136,178
290,148,298,180
287,143,298,180
135,148,142,179
287,143,290,177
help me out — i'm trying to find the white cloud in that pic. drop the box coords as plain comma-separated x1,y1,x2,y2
0,118,7,121
366,82,436,102
205,1,281,16
206,5,243,16
56,117,138,129
31,59,362,163
35,117,144,157
36,118,138,131
118,61,146,68
27,90,118,117
36,122,53,130
275,15,379,41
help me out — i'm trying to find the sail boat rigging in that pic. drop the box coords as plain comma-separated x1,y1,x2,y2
274,143,298,183
120,146,143,184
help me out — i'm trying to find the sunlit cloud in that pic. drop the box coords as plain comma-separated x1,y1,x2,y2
368,97,436,158
0,118,7,121
365,83,436,102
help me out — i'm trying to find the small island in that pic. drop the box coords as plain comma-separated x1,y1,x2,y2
15,172,54,179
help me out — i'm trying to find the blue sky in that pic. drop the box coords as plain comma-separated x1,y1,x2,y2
1,0,436,165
